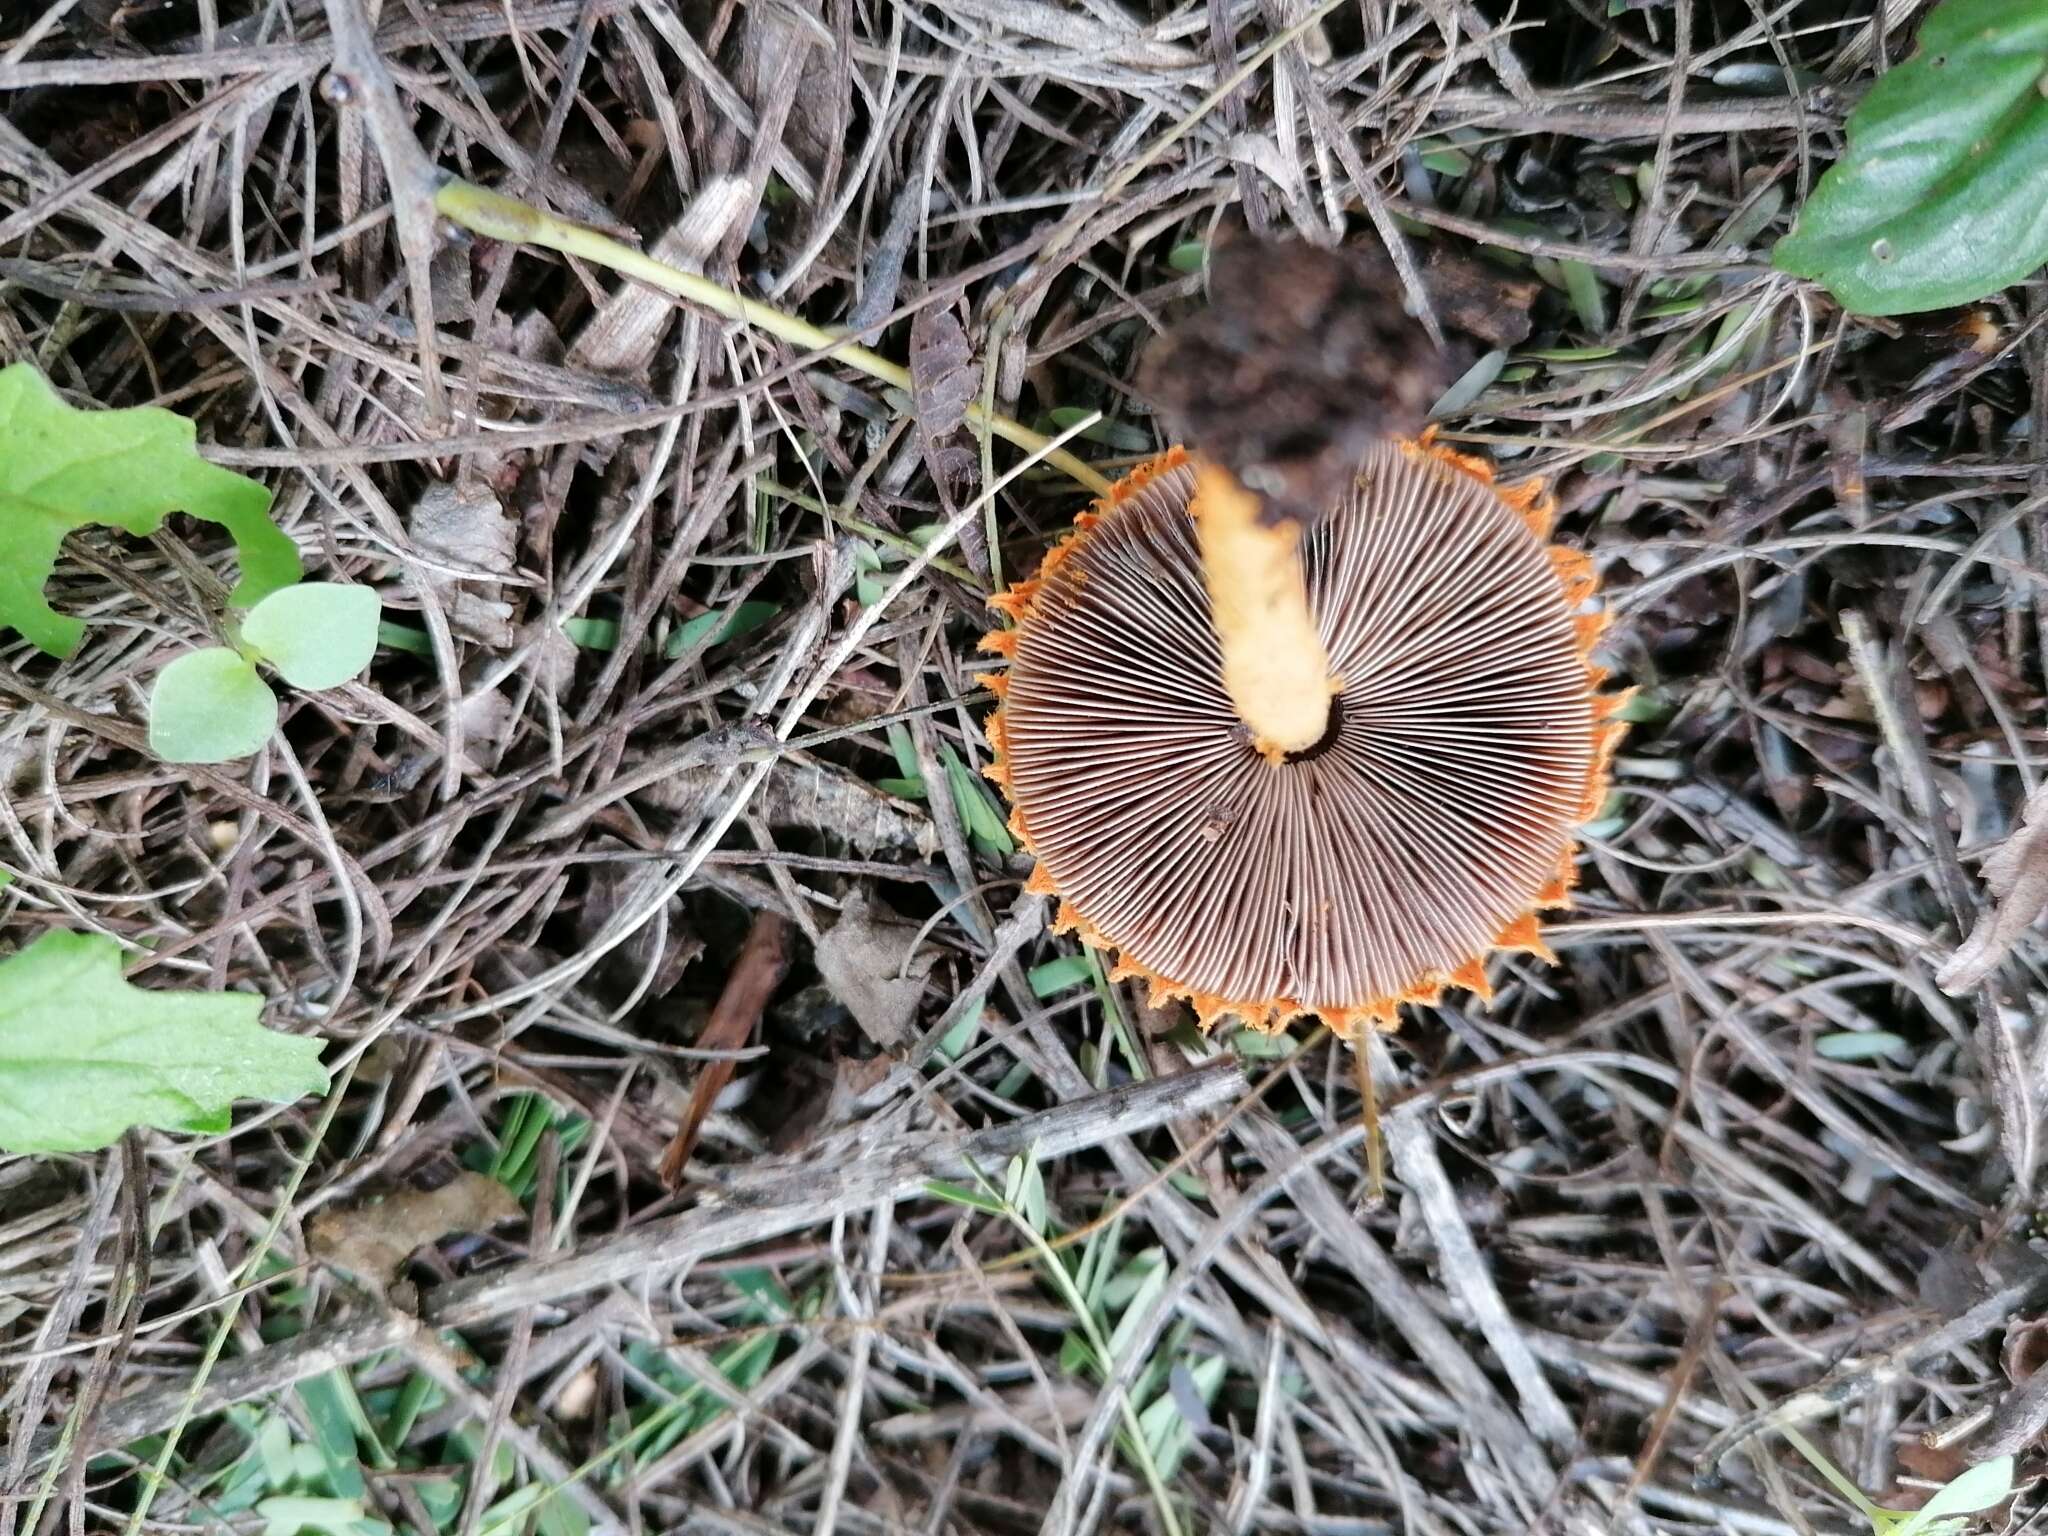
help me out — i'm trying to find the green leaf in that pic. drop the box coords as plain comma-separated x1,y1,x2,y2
1138,1356,1226,1480
925,1177,1006,1214
148,647,277,764
941,743,1014,857
240,582,379,691
1772,0,2048,314
0,363,299,657
1003,1145,1048,1234
1816,1030,1909,1062
0,931,326,1154
1029,955,1095,998
561,616,618,651
664,600,779,659
536,1491,591,1536
1885,1456,2014,1536
254,1496,385,1536
886,722,922,781
1415,140,1471,176
1559,258,1607,334
1104,1250,1168,1362
1229,1028,1299,1059
375,620,431,657
933,999,983,1063
1046,406,1152,453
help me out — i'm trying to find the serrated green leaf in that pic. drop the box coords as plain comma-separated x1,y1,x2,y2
148,647,277,764
0,931,326,1155
241,582,379,691
1772,0,2048,314
0,363,299,657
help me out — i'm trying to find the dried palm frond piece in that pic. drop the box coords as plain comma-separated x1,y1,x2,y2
981,437,1627,1038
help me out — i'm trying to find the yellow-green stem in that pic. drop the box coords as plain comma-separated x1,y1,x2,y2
434,179,1112,497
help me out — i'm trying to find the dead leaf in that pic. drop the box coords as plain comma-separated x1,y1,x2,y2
456,686,515,777
305,1172,522,1296
813,889,932,1050
2005,1316,2048,1382
1423,247,1540,351
660,910,790,1188
1939,781,2048,993
413,480,515,577
644,755,938,858
410,480,518,647
909,308,983,571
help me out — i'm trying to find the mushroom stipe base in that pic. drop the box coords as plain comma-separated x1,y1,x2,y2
979,435,1630,1040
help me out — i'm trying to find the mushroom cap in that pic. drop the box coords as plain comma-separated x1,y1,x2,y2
980,437,1627,1038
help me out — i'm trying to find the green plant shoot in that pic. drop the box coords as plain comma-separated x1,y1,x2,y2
148,582,381,764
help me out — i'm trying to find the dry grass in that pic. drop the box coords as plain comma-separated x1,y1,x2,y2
3,1,2046,1533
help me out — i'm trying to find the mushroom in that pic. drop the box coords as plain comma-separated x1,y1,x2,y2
981,437,1625,1036
978,239,1625,1036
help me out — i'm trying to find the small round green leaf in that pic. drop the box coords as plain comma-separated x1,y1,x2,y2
240,581,380,691
149,648,276,764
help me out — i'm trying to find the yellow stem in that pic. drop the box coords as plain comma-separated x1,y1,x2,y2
433,179,1112,497
1191,458,1335,758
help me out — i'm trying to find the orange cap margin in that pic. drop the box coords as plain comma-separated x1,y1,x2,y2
978,437,1625,1039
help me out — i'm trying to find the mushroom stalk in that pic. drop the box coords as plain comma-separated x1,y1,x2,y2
1191,458,1335,759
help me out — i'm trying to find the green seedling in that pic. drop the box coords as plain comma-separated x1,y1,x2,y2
929,1146,1216,1536
148,582,379,764
1785,1424,2013,1536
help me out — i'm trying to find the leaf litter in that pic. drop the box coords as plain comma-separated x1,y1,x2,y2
4,3,2048,1533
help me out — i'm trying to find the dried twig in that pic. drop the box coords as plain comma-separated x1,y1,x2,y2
659,910,790,1187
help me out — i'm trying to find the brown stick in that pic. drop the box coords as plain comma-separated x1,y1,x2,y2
1191,458,1335,759
659,910,790,1187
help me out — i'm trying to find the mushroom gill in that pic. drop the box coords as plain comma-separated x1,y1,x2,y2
980,436,1627,1038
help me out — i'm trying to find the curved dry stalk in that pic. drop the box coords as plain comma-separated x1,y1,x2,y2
433,178,1112,496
